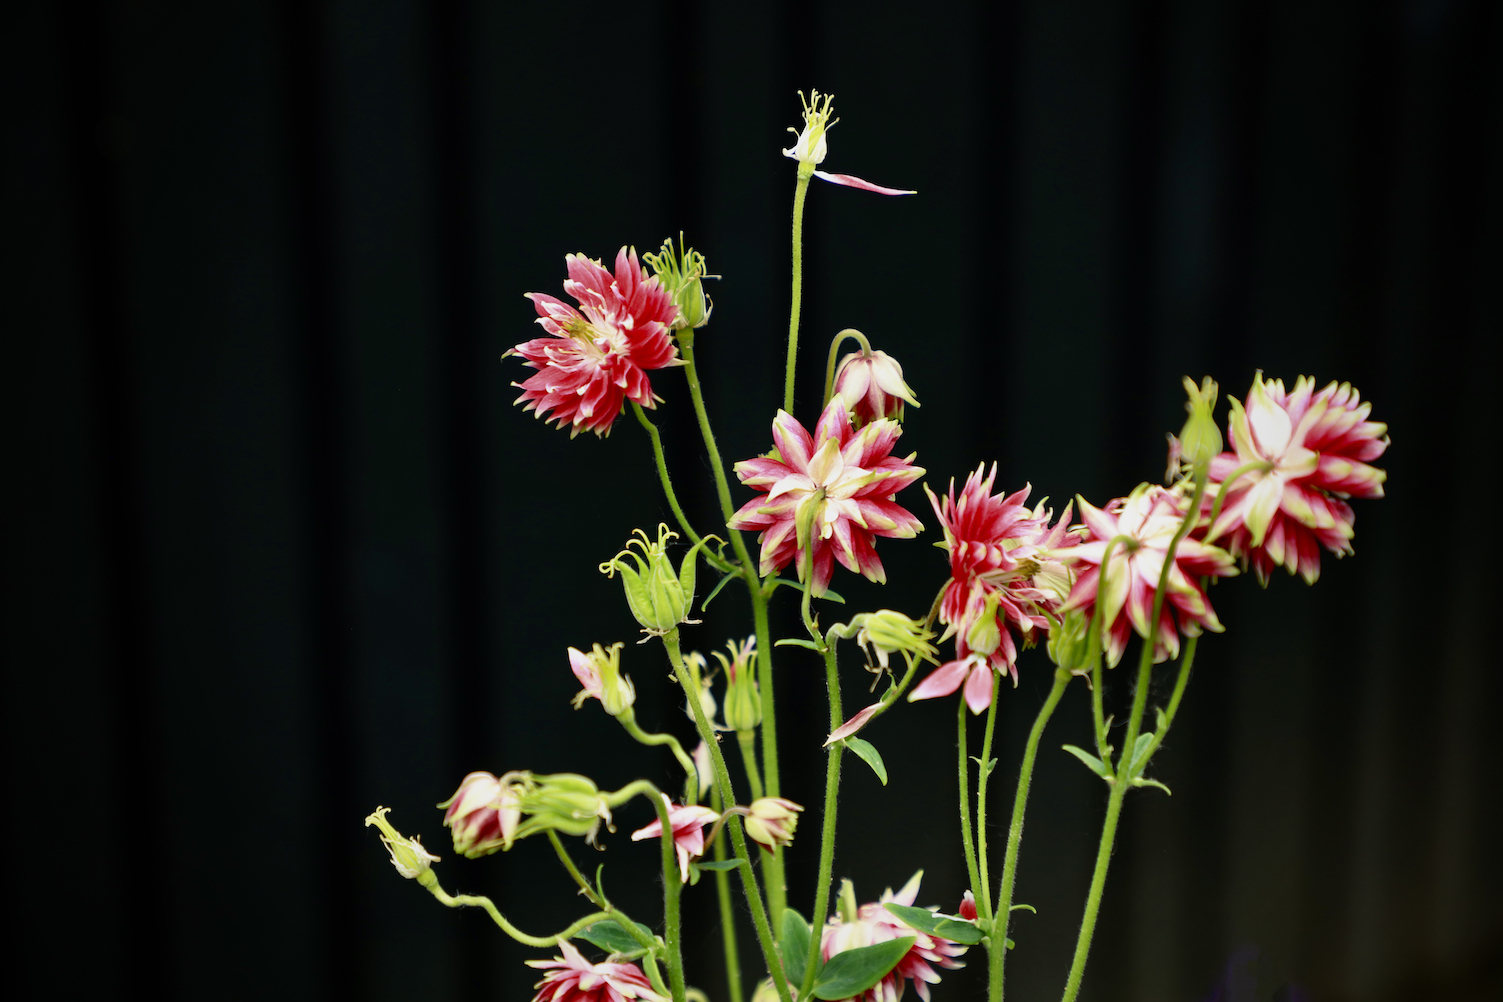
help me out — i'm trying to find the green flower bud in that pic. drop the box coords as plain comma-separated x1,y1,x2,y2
714,636,761,733
1046,609,1093,675
643,235,714,330
600,525,717,637
1177,375,1222,469
964,591,1004,656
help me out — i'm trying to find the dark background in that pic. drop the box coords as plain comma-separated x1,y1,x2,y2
5,1,1501,1000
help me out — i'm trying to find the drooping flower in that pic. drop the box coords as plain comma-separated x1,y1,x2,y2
366,806,440,882
729,401,925,597
1203,373,1388,584
527,940,666,1002
630,794,719,883
514,773,614,847
509,248,682,438
909,467,1076,712
1057,484,1238,667
569,643,634,717
820,873,968,1002
743,797,803,851
832,349,920,427
784,90,916,196
438,771,523,858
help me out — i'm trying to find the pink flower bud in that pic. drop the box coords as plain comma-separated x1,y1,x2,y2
568,642,634,717
832,349,920,427
958,891,978,922
743,797,803,851
438,771,522,858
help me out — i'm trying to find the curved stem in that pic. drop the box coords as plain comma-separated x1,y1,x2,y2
652,785,687,1002
737,730,766,801
547,830,603,905
632,402,735,574
425,881,610,947
1138,633,1199,766
957,699,984,910
784,168,812,415
821,328,872,407
620,710,699,800
987,668,1070,1002
710,782,746,1002
664,629,793,1002
801,642,846,996
975,680,1001,919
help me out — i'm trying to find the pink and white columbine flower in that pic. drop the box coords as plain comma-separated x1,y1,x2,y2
630,794,719,883
832,349,920,426
509,248,682,438
1058,484,1238,667
820,873,967,1002
1203,373,1388,584
784,90,916,196
729,401,925,597
439,770,523,858
909,467,1077,713
527,940,666,1002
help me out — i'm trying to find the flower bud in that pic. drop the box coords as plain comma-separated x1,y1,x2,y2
846,609,936,670
1177,375,1222,469
438,770,524,857
832,349,920,427
516,773,614,846
643,236,714,330
600,524,712,637
743,797,803,851
714,636,761,733
752,979,799,1002
1045,609,1093,676
963,590,1003,657
569,642,635,717
366,806,440,884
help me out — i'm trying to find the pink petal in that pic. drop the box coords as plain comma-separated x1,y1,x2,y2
909,659,970,702
962,661,994,714
812,170,917,195
825,703,882,745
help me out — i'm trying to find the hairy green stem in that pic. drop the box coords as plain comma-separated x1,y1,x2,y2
784,167,812,414
621,710,699,800
801,641,846,997
665,629,793,1002
976,681,1001,918
737,730,766,801
710,782,746,1002
632,402,734,574
957,699,984,911
987,668,1070,1002
821,328,872,407
1139,633,1199,765
425,881,609,947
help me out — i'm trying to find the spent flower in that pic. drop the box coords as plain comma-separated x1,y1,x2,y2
569,642,635,717
514,773,614,846
365,806,439,883
784,90,917,196
642,236,713,330
600,525,715,638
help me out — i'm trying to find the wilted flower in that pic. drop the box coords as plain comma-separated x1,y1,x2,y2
833,349,920,427
642,236,713,330
784,90,917,196
851,610,937,672
365,806,440,883
1205,373,1388,584
743,797,803,851
569,643,635,717
509,248,682,438
1058,484,1238,667
630,794,720,883
515,773,614,846
527,940,666,1002
729,401,925,597
600,525,713,637
821,873,968,1002
438,771,523,857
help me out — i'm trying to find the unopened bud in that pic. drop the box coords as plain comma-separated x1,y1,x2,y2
516,773,614,845
743,797,803,851
438,770,524,857
1046,609,1093,676
964,591,1003,657
366,806,440,884
1177,376,1222,468
714,636,761,732
569,642,635,716
600,524,712,637
832,349,920,427
958,890,978,922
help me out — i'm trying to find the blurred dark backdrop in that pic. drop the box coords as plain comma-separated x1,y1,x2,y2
5,1,1501,1000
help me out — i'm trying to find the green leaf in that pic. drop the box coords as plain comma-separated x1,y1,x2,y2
1061,744,1112,779
775,638,823,651
1009,903,1037,914
970,755,998,779
882,903,985,945
1131,777,1172,796
700,571,739,611
768,578,846,604
812,938,915,1000
694,859,746,872
779,909,813,988
1128,732,1154,775
843,737,888,786
577,919,655,958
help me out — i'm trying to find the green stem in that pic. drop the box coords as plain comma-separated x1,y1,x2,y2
425,881,610,947
710,782,746,1002
653,786,687,1002
783,167,812,415
821,328,872,407
547,830,604,905
988,668,1070,1002
801,642,846,997
957,699,984,911
737,730,766,800
620,709,699,797
975,680,1001,919
1139,633,1199,765
665,629,793,1002
632,402,735,574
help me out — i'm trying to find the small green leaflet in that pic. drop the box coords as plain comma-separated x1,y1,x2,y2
775,638,823,651
576,918,654,958
694,859,746,872
812,938,914,1000
1128,732,1154,775
1061,744,1113,779
881,903,985,945
842,737,888,786
700,572,739,610
779,909,812,988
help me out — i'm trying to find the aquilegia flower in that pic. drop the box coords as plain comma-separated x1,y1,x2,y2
1204,373,1388,584
509,248,682,438
528,940,665,1002
909,468,1076,713
784,90,916,196
821,873,968,1002
630,794,719,883
1058,484,1238,667
832,349,920,426
439,770,524,857
743,797,803,851
569,642,634,717
729,401,924,597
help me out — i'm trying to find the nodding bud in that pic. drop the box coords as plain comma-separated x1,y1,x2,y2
600,524,716,637
643,236,713,330
366,806,440,884
714,636,761,733
832,349,920,427
743,797,803,851
1177,375,1222,469
515,773,614,846
569,642,635,717
438,771,524,857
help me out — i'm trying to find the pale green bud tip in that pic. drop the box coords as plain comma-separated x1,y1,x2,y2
1177,375,1222,467
366,806,440,881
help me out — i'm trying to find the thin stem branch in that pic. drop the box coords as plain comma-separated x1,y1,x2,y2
801,641,846,997
987,668,1070,1002
976,681,1001,919
710,782,745,1002
957,699,984,909
821,328,871,407
632,402,735,574
783,168,812,415
737,730,766,801
425,880,610,947
620,711,699,801
547,831,603,905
